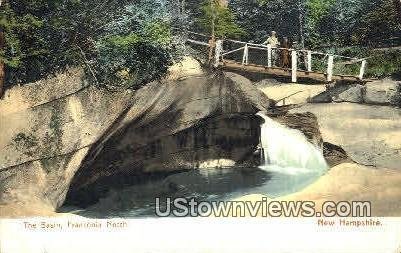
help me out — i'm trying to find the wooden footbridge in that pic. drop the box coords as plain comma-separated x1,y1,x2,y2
185,31,368,83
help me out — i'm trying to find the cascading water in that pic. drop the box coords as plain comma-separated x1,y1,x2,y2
256,111,328,174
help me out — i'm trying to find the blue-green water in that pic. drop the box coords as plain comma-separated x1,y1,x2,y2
63,166,325,218
63,113,327,218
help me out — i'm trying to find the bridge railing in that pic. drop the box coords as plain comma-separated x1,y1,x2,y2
215,39,367,82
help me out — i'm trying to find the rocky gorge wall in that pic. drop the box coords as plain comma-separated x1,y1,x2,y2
0,58,330,216
0,61,276,215
0,68,135,214
65,72,271,207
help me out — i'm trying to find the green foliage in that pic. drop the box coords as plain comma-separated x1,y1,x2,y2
353,0,401,45
2,0,178,89
229,0,304,43
92,1,176,89
230,0,401,48
367,51,401,78
1,0,82,85
0,3,44,69
304,0,335,47
306,0,334,25
326,47,401,78
145,22,173,45
198,0,245,38
94,29,173,89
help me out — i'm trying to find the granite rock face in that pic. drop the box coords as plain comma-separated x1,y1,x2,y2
0,69,134,213
0,67,273,214
332,84,364,103
291,103,401,170
364,80,401,106
274,112,323,149
66,72,271,206
310,79,401,106
1,61,332,215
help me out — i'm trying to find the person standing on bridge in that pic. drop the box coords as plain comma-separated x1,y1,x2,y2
263,31,280,66
281,37,291,68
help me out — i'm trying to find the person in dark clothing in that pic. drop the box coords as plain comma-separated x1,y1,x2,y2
281,37,291,69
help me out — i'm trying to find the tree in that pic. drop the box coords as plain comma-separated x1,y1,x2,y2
231,0,400,49
94,1,176,89
304,0,336,47
0,0,51,93
394,0,401,23
0,0,5,98
230,0,306,44
195,0,244,64
198,0,245,39
0,0,180,92
352,0,401,46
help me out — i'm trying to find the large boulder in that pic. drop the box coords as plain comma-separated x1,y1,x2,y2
291,103,401,170
332,84,364,103
309,83,352,103
274,112,323,148
257,81,326,106
66,71,270,206
310,79,401,106
364,79,401,106
0,67,272,215
309,82,366,104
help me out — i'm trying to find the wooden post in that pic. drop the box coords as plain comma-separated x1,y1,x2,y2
214,40,223,67
246,45,249,65
359,60,367,80
267,44,272,68
291,50,297,83
242,44,249,65
307,51,312,72
327,55,334,82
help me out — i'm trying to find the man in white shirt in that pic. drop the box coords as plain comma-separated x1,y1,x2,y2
263,31,280,66
264,31,280,47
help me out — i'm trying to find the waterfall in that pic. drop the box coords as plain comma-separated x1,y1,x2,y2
256,112,328,174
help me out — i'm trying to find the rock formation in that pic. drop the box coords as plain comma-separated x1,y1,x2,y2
66,71,271,207
0,62,276,214
291,103,401,170
310,79,401,106
0,58,330,216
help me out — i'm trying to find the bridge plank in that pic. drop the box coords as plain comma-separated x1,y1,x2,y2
219,60,363,83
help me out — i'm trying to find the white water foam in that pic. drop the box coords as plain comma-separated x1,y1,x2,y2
256,112,328,174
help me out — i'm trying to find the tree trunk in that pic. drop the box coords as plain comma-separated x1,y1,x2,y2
180,0,185,14
394,0,401,23
0,25,5,100
208,0,216,65
298,0,305,48
0,0,5,99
